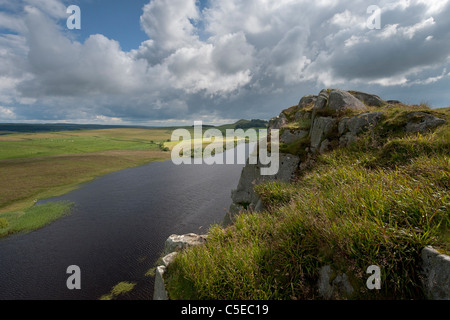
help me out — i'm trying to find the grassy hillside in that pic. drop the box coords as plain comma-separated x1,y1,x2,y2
164,103,449,300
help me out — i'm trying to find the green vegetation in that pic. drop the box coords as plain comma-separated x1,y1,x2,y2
0,128,172,161
99,281,137,300
0,201,73,238
165,105,449,300
0,128,173,238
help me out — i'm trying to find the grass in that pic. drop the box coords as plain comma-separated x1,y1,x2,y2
164,105,450,300
99,281,137,300
0,128,172,161
0,201,74,238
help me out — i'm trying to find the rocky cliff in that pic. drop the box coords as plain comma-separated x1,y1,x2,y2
155,89,449,300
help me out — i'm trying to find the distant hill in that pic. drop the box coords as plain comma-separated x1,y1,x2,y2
0,123,150,135
0,120,268,135
216,119,268,131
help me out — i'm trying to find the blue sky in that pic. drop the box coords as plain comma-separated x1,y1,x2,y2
68,0,149,51
0,0,450,126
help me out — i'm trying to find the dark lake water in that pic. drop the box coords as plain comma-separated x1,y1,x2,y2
0,145,253,300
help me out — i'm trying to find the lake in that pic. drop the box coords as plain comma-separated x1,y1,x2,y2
0,145,253,300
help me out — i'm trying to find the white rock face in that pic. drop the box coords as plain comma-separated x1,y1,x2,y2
154,266,169,300
153,233,208,300
164,233,208,255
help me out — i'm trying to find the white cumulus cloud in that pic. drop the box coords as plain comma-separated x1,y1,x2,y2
0,0,449,124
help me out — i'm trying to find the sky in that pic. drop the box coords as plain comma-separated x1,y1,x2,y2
0,0,450,126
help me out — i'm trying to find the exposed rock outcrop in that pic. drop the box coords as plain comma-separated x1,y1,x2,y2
349,90,385,107
328,89,366,111
298,94,317,109
225,89,447,225
154,233,208,300
309,116,338,150
405,112,447,133
339,112,384,147
224,153,301,225
421,246,450,300
163,233,208,255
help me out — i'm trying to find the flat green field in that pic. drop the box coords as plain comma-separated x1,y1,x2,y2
0,128,174,160
0,128,173,237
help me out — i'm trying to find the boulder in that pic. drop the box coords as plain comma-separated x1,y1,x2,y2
349,91,385,107
328,89,366,111
421,246,450,300
405,112,446,133
314,89,330,110
310,116,338,150
276,154,302,181
154,234,208,300
298,95,317,109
